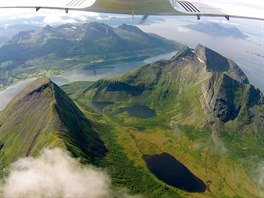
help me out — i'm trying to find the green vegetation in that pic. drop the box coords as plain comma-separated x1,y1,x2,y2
1,44,263,198
68,44,263,197
78,103,183,197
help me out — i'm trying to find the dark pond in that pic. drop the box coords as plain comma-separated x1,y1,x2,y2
142,152,207,193
113,105,156,119
135,126,146,131
87,101,113,113
0,143,4,150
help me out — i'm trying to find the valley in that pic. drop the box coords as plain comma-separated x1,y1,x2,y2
59,45,263,197
0,22,263,198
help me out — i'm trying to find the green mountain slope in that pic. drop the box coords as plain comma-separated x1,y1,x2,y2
0,77,107,171
1,44,263,197
83,44,263,133
70,44,264,197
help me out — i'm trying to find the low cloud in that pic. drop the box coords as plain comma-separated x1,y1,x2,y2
255,162,264,197
1,148,141,198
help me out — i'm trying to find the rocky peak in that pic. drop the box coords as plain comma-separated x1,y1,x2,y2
11,30,35,44
42,25,54,32
118,23,143,34
171,47,195,61
195,44,230,72
82,22,116,39
195,44,248,84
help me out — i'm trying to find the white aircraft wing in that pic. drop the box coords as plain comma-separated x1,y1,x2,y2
0,0,263,20
0,0,96,10
170,0,264,20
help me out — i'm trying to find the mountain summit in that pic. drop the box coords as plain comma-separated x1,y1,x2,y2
0,77,107,166
84,44,264,133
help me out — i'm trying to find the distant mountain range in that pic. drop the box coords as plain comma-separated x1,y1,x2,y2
0,36,9,45
186,22,247,39
0,22,181,89
1,22,178,62
0,24,41,41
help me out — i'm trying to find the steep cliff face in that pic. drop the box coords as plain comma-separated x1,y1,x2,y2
202,72,263,125
195,44,249,83
198,44,264,130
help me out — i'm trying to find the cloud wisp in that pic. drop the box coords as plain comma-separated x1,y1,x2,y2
1,148,140,198
255,162,264,197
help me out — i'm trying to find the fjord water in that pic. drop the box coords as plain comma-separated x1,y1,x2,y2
143,153,207,193
0,51,176,110
50,50,178,86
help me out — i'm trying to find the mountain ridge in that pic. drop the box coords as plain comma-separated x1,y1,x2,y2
1,44,263,197
67,44,264,197
1,22,179,62
83,44,264,133
0,77,107,166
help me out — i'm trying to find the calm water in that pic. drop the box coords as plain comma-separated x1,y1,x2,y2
0,51,176,110
143,152,207,192
113,105,156,119
51,51,178,86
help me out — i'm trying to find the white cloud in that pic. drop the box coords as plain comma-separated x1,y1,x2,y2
0,8,101,26
42,15,77,24
178,26,189,33
1,148,142,198
254,161,264,198
192,0,264,19
255,162,264,197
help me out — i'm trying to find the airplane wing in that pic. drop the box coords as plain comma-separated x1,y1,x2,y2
170,0,264,20
0,0,263,20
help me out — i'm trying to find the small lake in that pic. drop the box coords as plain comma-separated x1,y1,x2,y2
87,101,113,113
135,126,146,131
143,152,207,192
113,105,156,119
